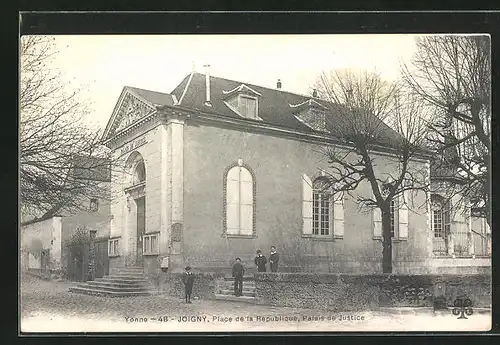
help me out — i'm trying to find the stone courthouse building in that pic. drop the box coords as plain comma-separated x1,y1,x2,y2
21,71,491,286
101,71,436,276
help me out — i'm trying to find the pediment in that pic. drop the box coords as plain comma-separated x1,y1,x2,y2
289,98,327,110
222,84,262,98
102,88,157,141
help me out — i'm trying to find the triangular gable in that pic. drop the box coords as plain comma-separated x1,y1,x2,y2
102,87,157,141
222,84,262,97
289,98,328,110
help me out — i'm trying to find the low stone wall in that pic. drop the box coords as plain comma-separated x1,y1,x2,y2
254,273,491,311
158,271,225,300
22,268,65,281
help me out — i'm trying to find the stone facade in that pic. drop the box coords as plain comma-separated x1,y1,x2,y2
98,73,490,279
20,191,111,277
20,217,63,272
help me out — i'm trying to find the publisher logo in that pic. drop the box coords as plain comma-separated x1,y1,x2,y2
452,298,473,319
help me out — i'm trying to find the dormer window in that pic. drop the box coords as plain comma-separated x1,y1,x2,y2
239,95,258,120
291,99,329,133
223,84,262,121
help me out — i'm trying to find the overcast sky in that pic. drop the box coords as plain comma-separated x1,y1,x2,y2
45,34,420,129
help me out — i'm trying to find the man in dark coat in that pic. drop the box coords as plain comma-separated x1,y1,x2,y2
182,266,195,303
232,258,245,297
254,250,267,272
269,246,279,272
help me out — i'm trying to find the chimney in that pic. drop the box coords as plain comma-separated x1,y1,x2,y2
203,64,212,107
312,89,318,98
276,79,282,89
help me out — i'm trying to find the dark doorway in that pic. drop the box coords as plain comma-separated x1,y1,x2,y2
136,196,146,266
67,244,88,282
94,239,110,278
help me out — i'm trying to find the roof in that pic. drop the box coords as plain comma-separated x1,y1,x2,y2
104,73,405,150
171,72,316,133
170,73,403,148
72,155,111,182
124,86,176,107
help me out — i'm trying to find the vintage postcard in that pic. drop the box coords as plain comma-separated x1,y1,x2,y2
19,32,491,333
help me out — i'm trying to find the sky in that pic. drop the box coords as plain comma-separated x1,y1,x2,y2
43,34,420,130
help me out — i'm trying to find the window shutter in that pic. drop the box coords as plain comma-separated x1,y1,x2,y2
302,174,313,235
240,168,253,235
226,167,240,234
398,192,409,239
373,207,382,238
333,192,344,238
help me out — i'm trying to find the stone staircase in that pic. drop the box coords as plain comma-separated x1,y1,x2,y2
69,266,155,297
214,276,256,304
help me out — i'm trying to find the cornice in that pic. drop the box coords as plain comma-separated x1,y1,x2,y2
102,110,160,147
158,105,432,163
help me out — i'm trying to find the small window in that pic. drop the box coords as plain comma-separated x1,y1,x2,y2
108,238,120,257
239,95,258,119
143,233,159,255
90,198,99,212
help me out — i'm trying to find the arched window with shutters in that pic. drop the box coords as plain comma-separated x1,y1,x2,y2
223,162,256,237
302,173,344,239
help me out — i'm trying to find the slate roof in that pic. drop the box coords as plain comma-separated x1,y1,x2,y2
170,73,403,148
124,86,176,107
107,73,406,150
72,155,111,182
171,73,316,133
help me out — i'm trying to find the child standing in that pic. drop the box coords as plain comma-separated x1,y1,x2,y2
182,266,195,303
232,258,245,297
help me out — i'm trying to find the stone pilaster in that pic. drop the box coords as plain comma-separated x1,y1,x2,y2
166,114,185,272
159,123,170,258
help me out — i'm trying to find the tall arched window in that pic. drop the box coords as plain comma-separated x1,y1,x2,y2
313,177,330,236
225,165,254,236
133,160,146,185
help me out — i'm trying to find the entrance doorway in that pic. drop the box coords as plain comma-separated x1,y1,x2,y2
136,196,146,265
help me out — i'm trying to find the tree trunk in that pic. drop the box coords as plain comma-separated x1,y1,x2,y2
381,206,393,273
485,165,491,229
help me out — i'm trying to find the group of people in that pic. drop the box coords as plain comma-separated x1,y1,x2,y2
231,246,279,297
181,246,280,302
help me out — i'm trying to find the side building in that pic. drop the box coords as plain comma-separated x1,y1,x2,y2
20,157,111,280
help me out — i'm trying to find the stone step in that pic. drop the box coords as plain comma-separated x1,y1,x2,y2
109,274,148,279
224,276,255,281
116,269,145,274
96,277,150,285
214,294,256,304
219,289,255,297
77,283,151,293
86,280,152,288
102,275,148,280
219,284,255,292
83,281,153,291
221,282,255,288
69,286,152,297
220,282,255,289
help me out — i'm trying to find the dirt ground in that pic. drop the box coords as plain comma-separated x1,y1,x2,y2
19,274,491,333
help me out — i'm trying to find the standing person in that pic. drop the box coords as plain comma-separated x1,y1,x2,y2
232,257,245,297
254,250,267,272
182,266,195,304
269,246,279,272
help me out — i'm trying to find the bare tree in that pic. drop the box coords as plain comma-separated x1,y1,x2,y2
20,36,111,223
401,35,491,227
314,70,430,273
